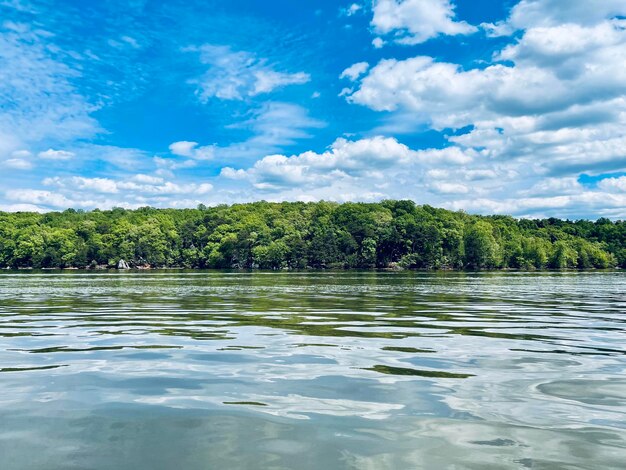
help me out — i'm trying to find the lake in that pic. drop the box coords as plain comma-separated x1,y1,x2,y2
0,271,625,469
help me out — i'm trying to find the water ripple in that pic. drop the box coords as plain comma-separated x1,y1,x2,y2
0,271,625,469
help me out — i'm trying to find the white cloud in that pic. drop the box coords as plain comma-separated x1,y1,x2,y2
168,141,214,160
342,3,362,16
340,62,369,81
428,181,470,194
480,21,514,38
345,16,626,186
446,192,626,220
346,36,626,127
43,176,119,194
3,158,32,169
417,147,474,165
253,70,310,95
243,136,416,189
169,141,197,157
37,149,75,160
220,167,248,180
372,37,385,48
15,174,216,210
153,157,198,171
189,44,310,101
508,0,626,29
0,202,45,212
598,176,626,193
371,0,477,45
498,20,626,67
521,177,584,196
6,189,81,208
2,0,625,220
132,174,164,185
42,175,213,198
217,136,477,205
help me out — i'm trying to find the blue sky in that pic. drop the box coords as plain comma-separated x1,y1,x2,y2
1,0,626,218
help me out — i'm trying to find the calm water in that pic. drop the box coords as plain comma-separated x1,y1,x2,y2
0,271,625,469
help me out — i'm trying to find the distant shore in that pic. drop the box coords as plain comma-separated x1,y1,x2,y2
1,201,623,271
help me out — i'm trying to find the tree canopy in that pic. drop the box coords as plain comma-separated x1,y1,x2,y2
0,201,623,270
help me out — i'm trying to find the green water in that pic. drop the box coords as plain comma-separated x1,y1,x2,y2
0,271,625,469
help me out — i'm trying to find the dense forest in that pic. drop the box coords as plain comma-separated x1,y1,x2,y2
0,201,624,270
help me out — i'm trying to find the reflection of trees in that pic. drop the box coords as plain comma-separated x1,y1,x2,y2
0,272,563,344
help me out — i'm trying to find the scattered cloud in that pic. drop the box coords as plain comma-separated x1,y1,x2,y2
184,102,325,165
372,37,385,48
169,141,214,160
341,3,363,17
371,0,477,45
3,158,32,170
0,21,99,158
340,62,369,81
38,149,75,160
189,44,310,101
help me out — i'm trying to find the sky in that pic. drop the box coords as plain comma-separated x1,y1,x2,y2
1,0,626,219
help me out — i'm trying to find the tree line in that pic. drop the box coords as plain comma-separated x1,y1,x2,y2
0,201,624,270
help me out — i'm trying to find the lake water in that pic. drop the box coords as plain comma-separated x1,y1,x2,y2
0,271,625,469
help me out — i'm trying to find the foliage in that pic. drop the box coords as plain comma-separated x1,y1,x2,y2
0,201,623,270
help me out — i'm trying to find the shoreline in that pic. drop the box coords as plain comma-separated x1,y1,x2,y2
2,266,622,273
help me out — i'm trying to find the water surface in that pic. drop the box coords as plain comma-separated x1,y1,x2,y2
0,271,625,469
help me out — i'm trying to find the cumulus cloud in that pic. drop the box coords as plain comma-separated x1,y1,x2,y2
168,141,214,160
189,44,310,101
348,20,626,125
598,176,626,193
217,135,479,208
344,14,626,194
371,0,476,45
220,167,247,180
508,0,626,29
227,136,416,189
